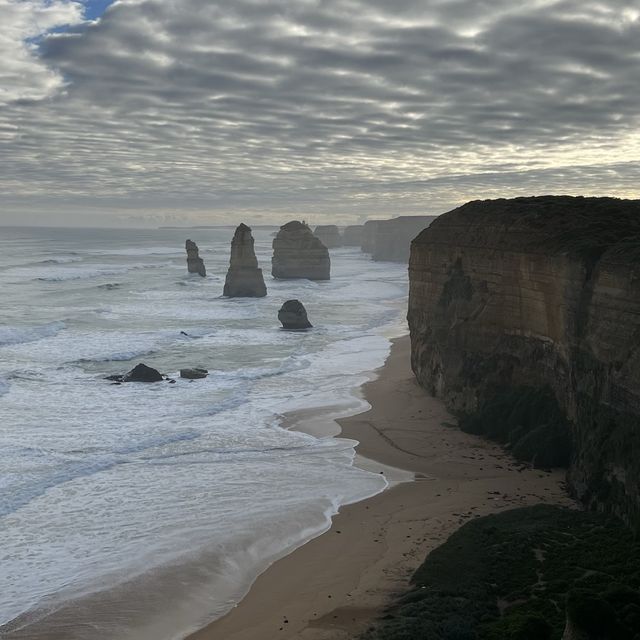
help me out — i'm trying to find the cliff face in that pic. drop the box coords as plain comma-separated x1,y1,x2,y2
272,221,330,280
372,216,437,262
408,196,640,525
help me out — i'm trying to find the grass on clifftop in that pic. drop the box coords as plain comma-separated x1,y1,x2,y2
360,505,640,640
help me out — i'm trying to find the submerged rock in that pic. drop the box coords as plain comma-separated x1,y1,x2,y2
223,223,267,297
272,221,330,280
122,363,163,382
180,368,208,379
314,225,342,248
278,299,313,330
185,239,206,277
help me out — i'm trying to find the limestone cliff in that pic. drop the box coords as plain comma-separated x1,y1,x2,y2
223,223,267,297
408,196,640,526
313,225,342,248
360,216,436,261
185,239,206,277
272,221,330,280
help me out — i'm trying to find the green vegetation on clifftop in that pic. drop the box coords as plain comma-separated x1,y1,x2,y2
361,505,640,640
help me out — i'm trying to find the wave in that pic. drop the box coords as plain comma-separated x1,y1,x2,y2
0,427,205,519
35,257,84,265
0,378,9,397
0,322,66,347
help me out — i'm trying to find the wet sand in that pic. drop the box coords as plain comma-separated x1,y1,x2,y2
189,336,573,640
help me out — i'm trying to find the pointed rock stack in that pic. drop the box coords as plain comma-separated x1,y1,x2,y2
223,223,267,297
185,239,206,277
272,221,330,280
313,224,342,248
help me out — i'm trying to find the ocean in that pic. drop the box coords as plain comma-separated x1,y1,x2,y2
0,226,409,639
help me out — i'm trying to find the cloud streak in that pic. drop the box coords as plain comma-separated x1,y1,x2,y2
0,0,639,225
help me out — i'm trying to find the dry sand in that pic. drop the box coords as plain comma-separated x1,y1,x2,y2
189,335,573,640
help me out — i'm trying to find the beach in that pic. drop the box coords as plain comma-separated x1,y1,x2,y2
189,335,573,640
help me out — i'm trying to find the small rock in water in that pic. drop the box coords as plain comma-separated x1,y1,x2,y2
122,363,164,383
278,299,312,330
180,368,208,379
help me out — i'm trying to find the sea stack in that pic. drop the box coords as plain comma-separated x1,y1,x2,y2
361,220,379,253
278,300,312,330
185,239,206,277
342,224,364,246
272,221,330,280
223,224,267,297
313,225,342,248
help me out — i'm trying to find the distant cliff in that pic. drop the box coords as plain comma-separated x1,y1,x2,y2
408,196,640,526
364,216,437,262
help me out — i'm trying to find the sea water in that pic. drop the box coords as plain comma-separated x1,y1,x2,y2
0,226,408,639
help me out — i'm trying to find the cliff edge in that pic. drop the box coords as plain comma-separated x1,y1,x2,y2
408,195,640,526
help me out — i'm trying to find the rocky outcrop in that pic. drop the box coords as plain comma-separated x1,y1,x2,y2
278,300,312,330
180,368,208,379
223,223,267,297
361,220,379,253
314,225,342,248
408,196,640,526
342,224,364,246
272,221,330,280
372,216,437,262
124,363,163,382
185,239,206,277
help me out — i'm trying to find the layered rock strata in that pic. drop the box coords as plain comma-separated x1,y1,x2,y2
313,225,342,248
278,299,312,330
408,195,640,526
272,221,330,280
185,239,206,277
223,223,267,297
342,224,364,246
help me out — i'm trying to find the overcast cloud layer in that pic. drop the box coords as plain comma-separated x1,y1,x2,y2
1,0,640,226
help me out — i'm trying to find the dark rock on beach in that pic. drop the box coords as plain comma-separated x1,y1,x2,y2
180,368,208,379
185,239,206,277
272,221,330,280
278,299,312,330
223,223,267,297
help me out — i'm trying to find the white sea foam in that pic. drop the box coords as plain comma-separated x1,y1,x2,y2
0,321,66,346
0,227,409,637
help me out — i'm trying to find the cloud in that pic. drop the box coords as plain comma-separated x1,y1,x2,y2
0,0,83,105
0,0,639,224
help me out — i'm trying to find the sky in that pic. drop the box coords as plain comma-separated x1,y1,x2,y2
1,0,639,227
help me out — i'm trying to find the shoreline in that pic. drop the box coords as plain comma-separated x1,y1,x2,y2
188,335,573,640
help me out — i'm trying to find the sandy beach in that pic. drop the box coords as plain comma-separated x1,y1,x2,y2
189,335,573,640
